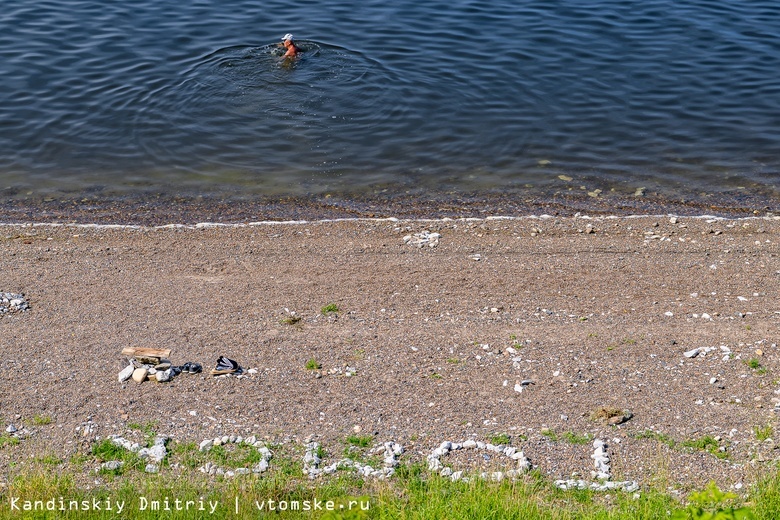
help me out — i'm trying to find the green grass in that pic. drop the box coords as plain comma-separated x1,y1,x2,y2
540,428,558,442
10,446,780,520
305,358,322,370
0,434,20,448
321,303,340,315
561,431,594,445
345,435,373,448
681,435,729,460
746,358,767,375
31,414,53,426
5,463,773,520
754,424,774,442
490,433,511,445
33,454,63,466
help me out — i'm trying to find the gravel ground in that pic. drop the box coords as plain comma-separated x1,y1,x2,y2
1,215,779,494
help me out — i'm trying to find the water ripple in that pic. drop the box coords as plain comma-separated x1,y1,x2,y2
0,0,779,197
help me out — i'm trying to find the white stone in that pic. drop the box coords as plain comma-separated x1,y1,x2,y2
463,440,477,449
118,365,135,382
199,439,213,451
683,348,701,358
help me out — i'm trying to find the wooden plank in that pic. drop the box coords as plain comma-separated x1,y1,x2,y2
121,347,171,359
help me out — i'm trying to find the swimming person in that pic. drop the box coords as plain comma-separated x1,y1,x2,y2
280,33,300,58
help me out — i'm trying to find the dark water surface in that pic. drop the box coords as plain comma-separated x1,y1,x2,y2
2,0,780,211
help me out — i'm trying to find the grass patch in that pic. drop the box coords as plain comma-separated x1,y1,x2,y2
489,433,511,445
755,424,774,442
305,358,321,370
561,431,593,445
4,456,778,519
321,303,340,315
681,435,728,459
0,434,20,448
540,428,558,442
446,358,460,364
746,358,768,375
31,414,53,426
33,454,63,466
345,435,373,448
429,373,443,380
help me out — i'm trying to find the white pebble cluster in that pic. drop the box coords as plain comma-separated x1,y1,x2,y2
302,441,403,480
0,293,28,314
197,435,273,477
683,346,730,359
427,440,531,482
108,434,168,473
554,439,639,492
403,231,440,248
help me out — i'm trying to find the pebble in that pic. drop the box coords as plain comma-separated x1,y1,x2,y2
403,231,441,248
118,364,135,382
155,369,173,383
131,368,149,383
6,424,18,434
555,439,638,492
101,461,123,471
0,293,29,314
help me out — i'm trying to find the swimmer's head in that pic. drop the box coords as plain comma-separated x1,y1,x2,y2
281,33,294,42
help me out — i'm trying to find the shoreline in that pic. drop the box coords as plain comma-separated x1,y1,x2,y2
2,187,779,226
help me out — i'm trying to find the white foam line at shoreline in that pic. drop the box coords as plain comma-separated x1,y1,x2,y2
0,213,778,231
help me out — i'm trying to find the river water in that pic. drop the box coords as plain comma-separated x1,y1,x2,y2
2,0,779,207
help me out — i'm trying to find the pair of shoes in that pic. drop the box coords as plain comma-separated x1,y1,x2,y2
210,356,240,376
181,362,202,374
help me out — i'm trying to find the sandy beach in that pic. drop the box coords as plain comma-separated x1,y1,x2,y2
2,214,780,491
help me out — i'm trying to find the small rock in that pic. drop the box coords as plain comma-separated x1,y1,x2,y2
683,348,701,358
132,368,149,383
6,424,18,434
101,461,123,471
607,411,633,426
118,364,135,382
145,464,159,474
155,369,173,383
199,439,213,451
